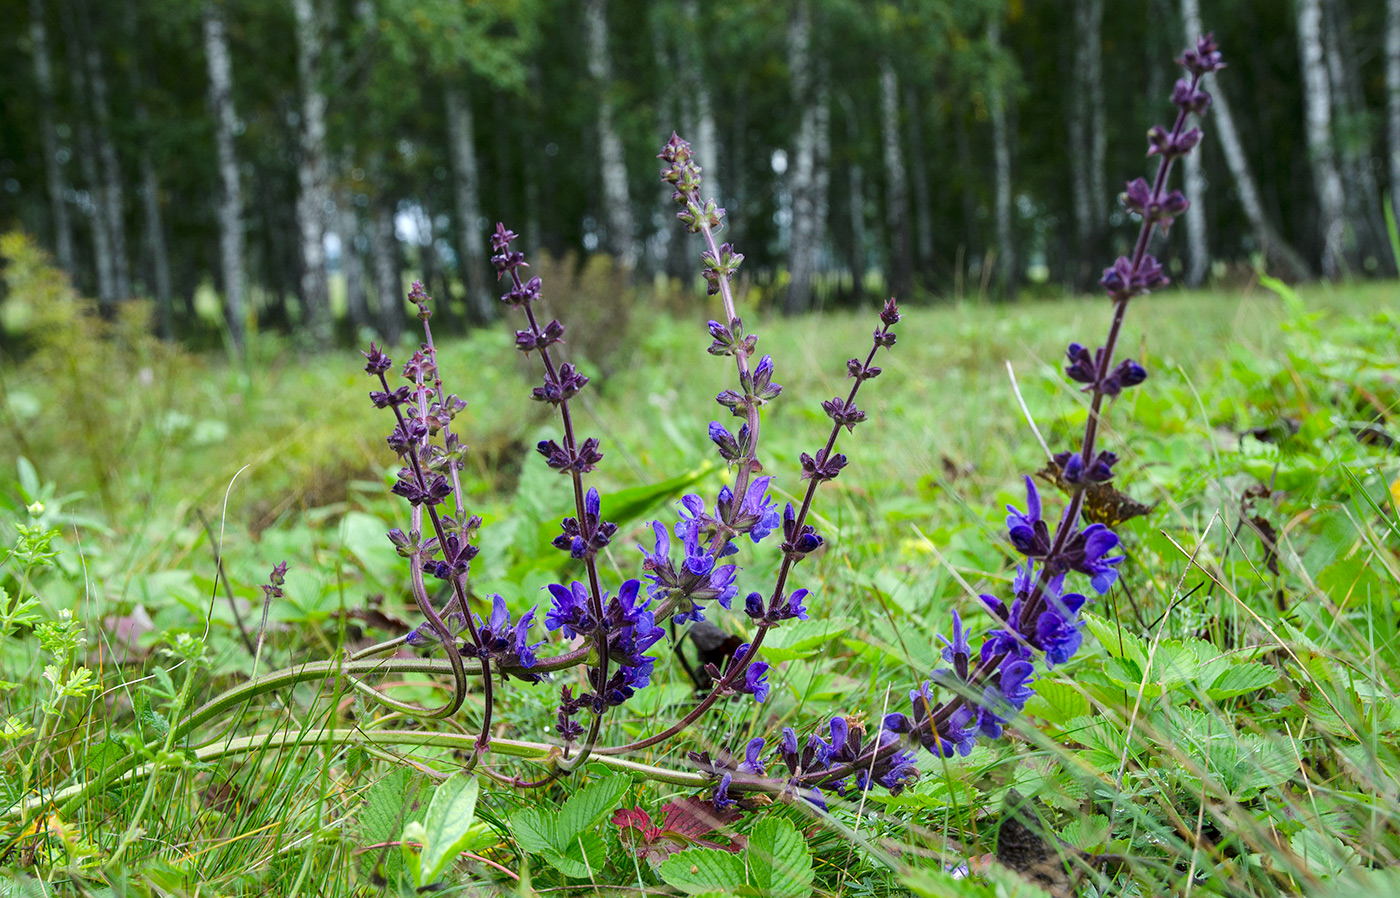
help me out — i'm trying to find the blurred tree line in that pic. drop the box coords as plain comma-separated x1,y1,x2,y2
0,0,1393,349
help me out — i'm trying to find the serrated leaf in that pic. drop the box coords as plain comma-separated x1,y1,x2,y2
511,808,556,854
1083,614,1146,665
417,773,480,884
1206,662,1279,700
360,769,428,883
762,617,855,663
658,848,747,895
542,831,608,879
1024,680,1088,725
748,817,813,898
1061,814,1110,851
557,773,631,844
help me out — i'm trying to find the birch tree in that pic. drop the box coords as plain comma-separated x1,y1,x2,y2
204,0,246,349
292,0,332,343
59,0,116,309
78,1,131,302
28,0,75,274
988,14,1016,299
1297,0,1348,278
1068,0,1106,281
1389,0,1400,231
786,0,818,313
880,57,913,302
584,0,635,270
1181,0,1310,279
444,83,491,322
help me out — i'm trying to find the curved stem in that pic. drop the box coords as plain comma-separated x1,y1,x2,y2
13,729,710,826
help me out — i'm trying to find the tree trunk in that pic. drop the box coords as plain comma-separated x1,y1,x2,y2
584,0,635,269
1068,0,1106,286
1323,0,1392,273
838,91,866,303
1297,0,1349,278
28,0,75,274
681,0,720,205
1389,0,1400,235
126,0,172,336
336,195,370,331
204,0,246,349
292,0,332,343
785,0,817,314
59,0,115,308
813,72,830,308
444,81,492,324
905,85,934,281
77,0,130,302
1178,0,1310,280
879,58,913,302
988,16,1017,299
371,198,402,344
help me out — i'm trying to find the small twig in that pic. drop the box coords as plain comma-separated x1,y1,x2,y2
195,507,257,657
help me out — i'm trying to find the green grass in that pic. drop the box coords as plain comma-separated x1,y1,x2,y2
2,236,1400,897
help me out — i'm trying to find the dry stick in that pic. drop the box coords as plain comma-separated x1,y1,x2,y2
194,506,257,657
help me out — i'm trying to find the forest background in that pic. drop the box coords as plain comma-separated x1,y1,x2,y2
0,0,1391,346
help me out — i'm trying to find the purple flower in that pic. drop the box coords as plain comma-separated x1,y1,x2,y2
1036,591,1088,667
936,610,972,681
545,580,595,638
738,737,766,775
737,645,771,703
474,595,544,672
1006,476,1052,557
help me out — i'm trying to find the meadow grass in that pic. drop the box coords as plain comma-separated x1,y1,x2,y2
2,260,1399,896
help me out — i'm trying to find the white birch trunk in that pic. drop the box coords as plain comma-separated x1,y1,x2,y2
204,1,246,349
126,0,172,335
584,0,635,269
814,72,831,297
59,1,115,309
1069,0,1106,277
1297,0,1348,278
1323,0,1390,270
1389,0,1400,231
444,82,492,323
337,196,370,330
29,0,74,273
838,91,867,301
880,58,913,301
989,16,1016,299
80,8,130,302
372,198,402,344
905,86,934,277
681,0,720,206
292,0,332,342
785,0,816,314
1180,0,1310,279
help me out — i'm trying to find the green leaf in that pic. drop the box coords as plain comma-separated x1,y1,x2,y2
762,617,855,663
747,817,813,898
1206,662,1279,700
658,848,747,895
1024,680,1088,725
541,831,608,879
510,808,556,854
557,773,632,844
416,773,481,885
1083,613,1146,666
